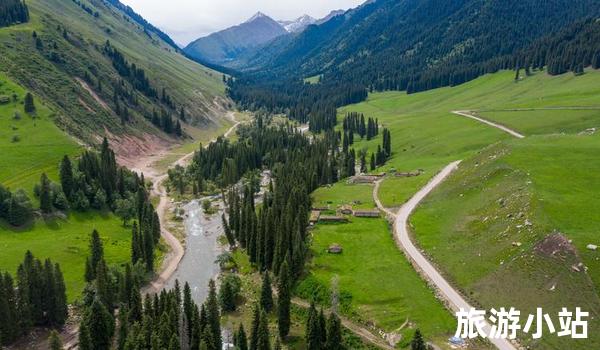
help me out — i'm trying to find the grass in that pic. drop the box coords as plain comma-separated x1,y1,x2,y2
337,68,600,349
302,183,455,347
478,109,600,136
0,211,131,302
0,72,80,196
0,0,226,141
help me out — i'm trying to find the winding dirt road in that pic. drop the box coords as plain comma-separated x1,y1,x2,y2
452,110,525,139
374,162,517,350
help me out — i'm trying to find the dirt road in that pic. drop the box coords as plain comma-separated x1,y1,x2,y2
374,162,517,350
452,110,525,139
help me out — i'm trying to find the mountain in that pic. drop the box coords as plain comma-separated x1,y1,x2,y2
240,0,600,86
184,12,288,66
278,15,316,33
315,9,345,25
0,0,227,155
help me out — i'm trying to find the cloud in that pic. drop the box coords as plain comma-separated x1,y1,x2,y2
120,0,365,46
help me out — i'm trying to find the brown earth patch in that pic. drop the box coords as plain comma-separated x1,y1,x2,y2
106,130,174,168
534,232,578,260
75,77,110,111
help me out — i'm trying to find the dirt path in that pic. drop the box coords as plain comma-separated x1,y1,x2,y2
136,112,240,294
291,298,395,350
374,162,517,350
452,110,525,139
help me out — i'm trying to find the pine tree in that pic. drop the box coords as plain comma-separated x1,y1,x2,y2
59,155,74,199
86,299,115,350
236,323,248,350
24,92,35,114
219,278,236,312
260,272,273,313
277,261,291,339
39,173,52,213
86,229,104,281
53,263,68,326
49,330,63,350
411,329,426,350
78,323,92,350
257,310,271,350
205,279,221,350
306,303,321,350
325,313,342,350
249,305,260,350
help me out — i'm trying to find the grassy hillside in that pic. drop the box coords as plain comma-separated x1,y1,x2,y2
0,0,227,142
334,69,600,348
0,72,80,196
0,72,136,302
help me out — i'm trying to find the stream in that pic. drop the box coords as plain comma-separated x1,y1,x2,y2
164,196,224,304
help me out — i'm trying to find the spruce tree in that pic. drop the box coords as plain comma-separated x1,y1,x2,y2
260,272,273,313
249,305,260,350
325,313,342,350
411,329,426,350
39,173,52,213
257,310,271,350
24,92,35,114
306,303,321,350
236,324,248,350
86,229,104,281
277,261,291,339
60,155,75,200
205,279,221,350
84,298,115,350
219,279,235,312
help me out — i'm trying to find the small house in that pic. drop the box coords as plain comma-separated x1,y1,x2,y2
353,209,380,218
328,244,343,254
319,215,349,223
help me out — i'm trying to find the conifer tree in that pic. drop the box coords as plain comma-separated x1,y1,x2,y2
59,155,74,199
205,279,221,350
325,313,342,350
411,329,426,350
277,261,291,339
260,272,273,313
85,230,104,281
306,303,321,350
82,299,114,350
24,92,35,114
39,173,52,213
249,305,260,350
236,324,248,350
257,309,271,350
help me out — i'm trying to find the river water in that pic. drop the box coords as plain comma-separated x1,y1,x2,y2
164,196,224,304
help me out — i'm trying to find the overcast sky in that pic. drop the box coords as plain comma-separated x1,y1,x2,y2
120,0,365,46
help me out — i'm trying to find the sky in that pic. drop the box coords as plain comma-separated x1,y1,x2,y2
120,0,366,46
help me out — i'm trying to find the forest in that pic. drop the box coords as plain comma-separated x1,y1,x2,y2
0,0,29,28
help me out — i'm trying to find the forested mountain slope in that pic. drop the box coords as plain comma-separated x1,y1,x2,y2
0,0,227,145
237,0,600,89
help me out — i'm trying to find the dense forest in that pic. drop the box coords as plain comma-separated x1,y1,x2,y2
227,0,600,122
0,252,67,345
0,0,29,28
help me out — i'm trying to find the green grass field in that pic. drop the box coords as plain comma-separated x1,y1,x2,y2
303,183,455,347
0,211,131,302
0,74,135,302
478,109,600,136
0,72,80,196
335,68,600,349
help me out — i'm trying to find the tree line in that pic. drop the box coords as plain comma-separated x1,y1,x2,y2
0,252,67,345
0,0,29,28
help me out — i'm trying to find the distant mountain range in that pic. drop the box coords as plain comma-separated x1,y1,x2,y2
183,10,344,66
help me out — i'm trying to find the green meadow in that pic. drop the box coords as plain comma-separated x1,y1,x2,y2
329,68,600,348
303,182,455,348
0,72,80,196
0,74,133,302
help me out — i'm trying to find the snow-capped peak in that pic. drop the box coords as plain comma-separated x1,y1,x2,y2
246,11,269,23
278,14,317,33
